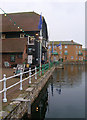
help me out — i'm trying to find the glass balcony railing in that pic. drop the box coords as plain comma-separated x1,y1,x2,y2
78,53,83,56
64,52,68,55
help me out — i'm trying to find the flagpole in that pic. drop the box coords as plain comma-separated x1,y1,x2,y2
40,29,42,75
38,13,42,75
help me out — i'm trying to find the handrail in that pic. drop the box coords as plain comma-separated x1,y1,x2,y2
0,62,54,102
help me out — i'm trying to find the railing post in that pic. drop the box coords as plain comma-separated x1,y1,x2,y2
29,68,31,84
39,66,41,76
20,69,23,90
3,74,7,102
35,66,37,79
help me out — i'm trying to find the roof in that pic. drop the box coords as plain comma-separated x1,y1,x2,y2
49,40,82,46
0,12,42,32
0,38,27,53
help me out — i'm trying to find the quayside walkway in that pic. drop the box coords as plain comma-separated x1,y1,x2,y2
0,62,56,119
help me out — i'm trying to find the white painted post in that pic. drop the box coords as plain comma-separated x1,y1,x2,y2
20,69,23,90
29,68,31,84
35,66,37,79
3,74,7,102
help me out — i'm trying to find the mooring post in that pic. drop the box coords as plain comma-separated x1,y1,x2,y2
35,66,37,79
29,68,31,84
20,69,23,90
3,74,7,102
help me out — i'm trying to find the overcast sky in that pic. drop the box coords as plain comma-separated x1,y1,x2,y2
0,0,85,47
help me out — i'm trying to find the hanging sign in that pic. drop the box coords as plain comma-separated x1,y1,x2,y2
28,55,32,64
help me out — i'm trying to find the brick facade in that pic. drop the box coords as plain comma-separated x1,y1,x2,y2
47,40,83,62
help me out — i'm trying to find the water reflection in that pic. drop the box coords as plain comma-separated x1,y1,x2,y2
22,65,85,119
22,83,49,120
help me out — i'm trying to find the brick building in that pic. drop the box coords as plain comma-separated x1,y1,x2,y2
0,38,28,67
82,48,87,62
0,12,48,67
47,40,83,62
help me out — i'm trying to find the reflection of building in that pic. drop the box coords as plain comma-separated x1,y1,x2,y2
48,40,83,62
0,12,48,67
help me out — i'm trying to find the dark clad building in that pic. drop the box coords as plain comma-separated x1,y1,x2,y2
0,12,48,67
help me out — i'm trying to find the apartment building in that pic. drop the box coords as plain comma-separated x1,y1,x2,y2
82,48,87,61
48,40,83,62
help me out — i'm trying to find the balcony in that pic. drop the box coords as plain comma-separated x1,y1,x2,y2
64,52,68,55
78,53,83,56
52,52,58,55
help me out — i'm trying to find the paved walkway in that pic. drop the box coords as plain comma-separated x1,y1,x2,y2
1,68,41,110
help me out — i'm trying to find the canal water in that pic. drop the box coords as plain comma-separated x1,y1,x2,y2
22,65,85,119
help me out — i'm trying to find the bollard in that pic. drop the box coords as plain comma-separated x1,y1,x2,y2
20,69,23,90
3,74,7,102
29,68,31,84
35,66,37,79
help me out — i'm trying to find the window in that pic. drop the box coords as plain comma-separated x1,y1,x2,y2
65,45,67,48
65,56,67,60
71,56,74,59
18,54,22,58
10,55,15,62
28,48,32,53
20,33,24,38
76,57,77,59
76,46,77,48
28,36,34,45
81,57,83,60
79,46,81,49
60,51,62,54
54,45,56,48
48,45,51,49
64,50,68,55
65,50,68,53
79,51,81,54
1,34,5,39
54,57,56,61
79,57,81,60
59,45,62,50
76,51,77,54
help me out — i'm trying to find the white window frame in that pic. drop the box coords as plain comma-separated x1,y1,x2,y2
28,36,34,45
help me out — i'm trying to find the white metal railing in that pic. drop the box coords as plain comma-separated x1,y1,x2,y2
0,63,52,103
0,66,39,103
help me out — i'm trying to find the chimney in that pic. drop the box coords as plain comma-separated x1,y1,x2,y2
71,40,73,42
